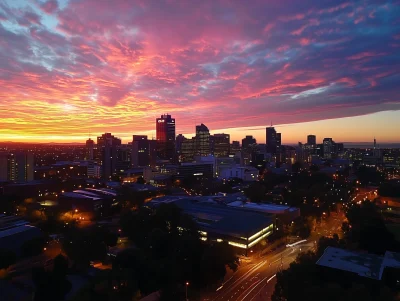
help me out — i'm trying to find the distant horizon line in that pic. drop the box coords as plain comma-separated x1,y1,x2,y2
1,141,400,146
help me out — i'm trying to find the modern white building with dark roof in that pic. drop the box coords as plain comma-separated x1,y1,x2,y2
147,196,274,254
317,247,400,281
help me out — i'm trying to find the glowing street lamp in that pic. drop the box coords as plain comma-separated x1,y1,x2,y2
185,282,189,300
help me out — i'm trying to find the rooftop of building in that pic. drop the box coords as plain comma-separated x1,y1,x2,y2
61,188,117,200
226,201,291,214
316,247,400,280
0,227,43,256
62,192,101,200
123,183,159,191
0,224,40,239
180,162,214,166
148,196,274,239
4,179,52,186
0,215,29,231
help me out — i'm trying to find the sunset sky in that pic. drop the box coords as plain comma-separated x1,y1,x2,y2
0,0,399,144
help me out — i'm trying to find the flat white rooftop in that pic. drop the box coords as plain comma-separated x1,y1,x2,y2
227,201,290,214
317,247,383,280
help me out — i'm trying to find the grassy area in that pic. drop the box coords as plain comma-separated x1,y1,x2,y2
386,223,400,242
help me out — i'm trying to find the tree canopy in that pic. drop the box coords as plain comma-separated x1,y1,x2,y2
116,203,239,300
343,201,399,254
32,254,71,301
272,235,397,301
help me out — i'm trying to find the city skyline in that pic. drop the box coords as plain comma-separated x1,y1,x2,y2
0,1,400,143
0,111,398,145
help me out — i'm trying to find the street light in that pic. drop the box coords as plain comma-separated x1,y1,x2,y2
185,282,189,301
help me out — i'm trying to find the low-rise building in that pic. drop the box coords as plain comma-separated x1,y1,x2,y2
219,166,259,181
175,163,213,180
0,215,42,255
317,247,400,289
147,196,274,255
58,188,117,212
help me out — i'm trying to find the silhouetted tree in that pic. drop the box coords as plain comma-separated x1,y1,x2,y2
0,249,16,270
21,237,46,257
136,176,145,184
32,254,71,301
244,182,266,203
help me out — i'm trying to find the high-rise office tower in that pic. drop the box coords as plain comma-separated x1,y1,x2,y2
372,137,380,158
148,139,158,167
3,152,34,182
132,135,149,167
307,135,316,145
116,144,131,172
213,133,230,157
266,126,278,154
242,136,256,150
97,133,121,179
0,152,8,181
175,134,186,156
209,135,215,155
230,141,241,155
276,132,282,153
156,114,176,161
85,138,95,160
323,138,334,159
195,124,210,156
181,137,196,162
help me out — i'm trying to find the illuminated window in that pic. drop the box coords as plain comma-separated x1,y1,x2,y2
248,231,272,248
228,241,247,249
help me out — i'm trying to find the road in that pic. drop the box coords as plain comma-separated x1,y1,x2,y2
350,187,377,204
205,211,345,301
206,244,312,301
8,240,62,277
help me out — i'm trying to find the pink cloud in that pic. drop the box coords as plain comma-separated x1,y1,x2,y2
347,52,386,60
0,0,398,142
299,38,311,46
263,23,275,34
40,0,59,14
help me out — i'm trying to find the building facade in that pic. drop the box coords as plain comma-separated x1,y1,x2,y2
242,136,256,150
97,133,122,179
131,135,149,167
156,114,176,161
0,152,34,182
85,138,95,160
307,135,316,145
195,124,210,156
266,126,281,155
213,133,230,157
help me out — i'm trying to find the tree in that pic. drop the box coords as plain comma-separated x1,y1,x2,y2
112,248,145,300
104,231,118,249
344,201,399,254
0,249,16,270
120,207,155,248
63,226,108,269
117,203,239,300
200,242,239,288
244,182,266,203
290,217,312,239
272,251,319,301
32,254,71,301
356,166,384,185
21,237,46,257
136,176,145,185
272,235,398,301
292,161,302,173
